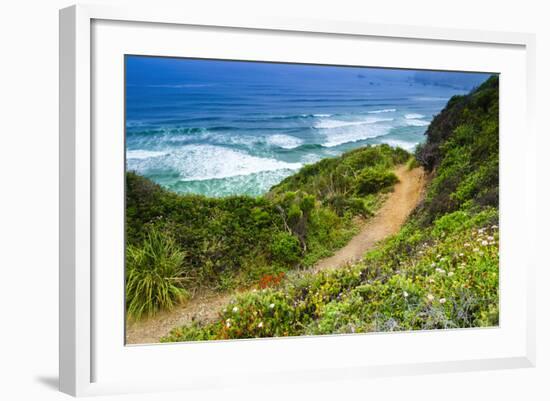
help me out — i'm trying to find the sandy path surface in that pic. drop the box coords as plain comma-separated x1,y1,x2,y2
126,165,425,345
312,165,425,272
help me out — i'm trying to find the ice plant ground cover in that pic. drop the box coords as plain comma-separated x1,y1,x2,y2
162,209,498,341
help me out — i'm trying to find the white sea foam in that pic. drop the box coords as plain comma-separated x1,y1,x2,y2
313,113,332,117
126,149,169,160
405,113,425,119
127,144,302,181
322,124,391,147
404,119,430,127
301,153,323,164
266,134,304,149
314,117,393,129
384,139,418,151
368,108,396,114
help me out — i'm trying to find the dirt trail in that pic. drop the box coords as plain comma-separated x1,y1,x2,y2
313,165,425,272
126,165,425,345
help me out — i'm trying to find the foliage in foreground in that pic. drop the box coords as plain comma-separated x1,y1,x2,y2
162,208,499,341
162,75,500,340
126,227,190,320
126,145,407,315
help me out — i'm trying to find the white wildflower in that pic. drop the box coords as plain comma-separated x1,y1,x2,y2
464,243,471,247
481,240,488,246
427,294,435,301
473,248,480,252
232,306,239,313
431,262,436,267
491,225,498,229
257,322,263,328
487,236,494,241
403,291,409,298
448,271,454,277
459,253,464,257
439,298,447,304
269,303,275,309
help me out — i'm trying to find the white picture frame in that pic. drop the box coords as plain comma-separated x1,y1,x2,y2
59,4,536,397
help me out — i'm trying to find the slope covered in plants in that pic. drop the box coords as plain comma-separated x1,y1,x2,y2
125,145,408,319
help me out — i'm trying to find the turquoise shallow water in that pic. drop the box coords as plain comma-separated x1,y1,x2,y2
125,57,489,197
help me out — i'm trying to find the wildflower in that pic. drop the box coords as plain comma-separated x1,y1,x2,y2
428,278,435,283
257,322,263,328
403,291,409,298
481,240,488,246
437,254,441,258
459,253,464,257
222,309,227,313
232,306,239,313
431,262,436,267
488,236,494,241
473,248,480,252
436,268,445,274
225,319,231,328
439,298,446,304
427,294,435,302
448,271,454,277
269,303,275,309
491,225,498,229
464,243,471,247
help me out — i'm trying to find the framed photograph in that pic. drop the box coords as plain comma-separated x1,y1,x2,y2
59,4,536,396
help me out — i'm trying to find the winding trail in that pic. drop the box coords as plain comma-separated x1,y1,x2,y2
312,165,426,272
126,165,426,345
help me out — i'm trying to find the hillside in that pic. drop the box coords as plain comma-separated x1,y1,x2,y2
125,144,409,319
162,75,500,341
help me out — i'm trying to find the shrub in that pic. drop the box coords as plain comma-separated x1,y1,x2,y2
355,168,398,195
270,232,302,266
126,227,189,320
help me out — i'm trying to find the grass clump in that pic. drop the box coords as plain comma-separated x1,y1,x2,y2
126,227,190,320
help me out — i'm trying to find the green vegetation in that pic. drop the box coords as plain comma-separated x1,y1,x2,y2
126,227,190,319
161,75,500,341
126,145,407,317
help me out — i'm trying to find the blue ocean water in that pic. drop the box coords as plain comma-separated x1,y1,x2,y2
126,57,489,197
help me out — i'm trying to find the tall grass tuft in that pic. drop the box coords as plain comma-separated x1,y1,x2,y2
126,227,189,320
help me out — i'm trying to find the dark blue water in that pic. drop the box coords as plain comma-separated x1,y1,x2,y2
126,57,489,197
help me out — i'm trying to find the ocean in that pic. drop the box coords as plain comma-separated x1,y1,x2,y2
125,57,489,197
